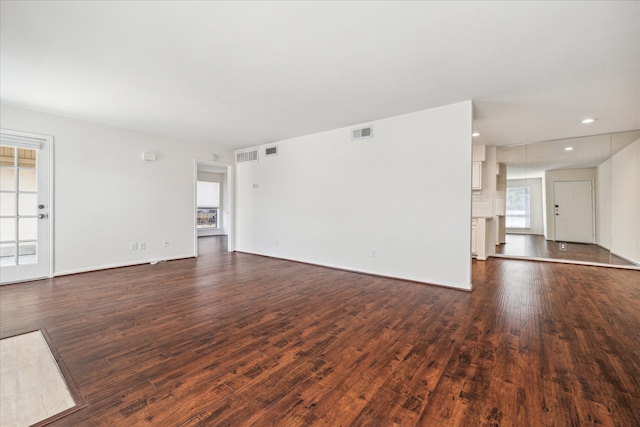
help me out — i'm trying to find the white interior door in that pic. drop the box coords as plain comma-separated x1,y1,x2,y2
553,180,594,244
0,130,52,284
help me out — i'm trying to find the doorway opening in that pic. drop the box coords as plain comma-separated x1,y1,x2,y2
194,160,233,256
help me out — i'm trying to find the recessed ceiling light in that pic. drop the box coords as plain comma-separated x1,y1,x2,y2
472,132,480,137
581,118,595,124
565,146,574,151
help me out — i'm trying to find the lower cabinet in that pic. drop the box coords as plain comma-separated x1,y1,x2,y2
472,217,493,260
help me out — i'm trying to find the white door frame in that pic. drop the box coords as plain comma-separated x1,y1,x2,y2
0,129,54,284
193,159,234,255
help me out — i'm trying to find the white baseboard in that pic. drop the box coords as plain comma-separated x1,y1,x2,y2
54,254,195,277
235,250,472,292
610,252,640,267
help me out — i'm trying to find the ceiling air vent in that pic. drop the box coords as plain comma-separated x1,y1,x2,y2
236,149,258,164
351,125,373,141
265,146,278,157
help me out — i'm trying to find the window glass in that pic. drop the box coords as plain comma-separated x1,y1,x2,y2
506,187,530,228
197,181,220,229
197,181,220,208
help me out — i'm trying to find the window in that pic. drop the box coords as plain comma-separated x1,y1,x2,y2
506,186,530,229
1,145,39,266
197,208,218,229
196,181,220,229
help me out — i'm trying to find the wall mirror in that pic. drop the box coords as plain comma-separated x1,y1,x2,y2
493,129,640,269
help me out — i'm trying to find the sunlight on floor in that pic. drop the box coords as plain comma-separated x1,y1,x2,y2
0,330,75,427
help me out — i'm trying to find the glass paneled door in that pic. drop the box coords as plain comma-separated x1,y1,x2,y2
0,131,51,284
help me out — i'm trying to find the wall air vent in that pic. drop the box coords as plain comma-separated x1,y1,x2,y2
265,146,278,157
236,149,258,164
351,125,373,141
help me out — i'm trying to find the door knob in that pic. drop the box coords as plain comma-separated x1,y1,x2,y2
38,213,48,219
38,204,45,209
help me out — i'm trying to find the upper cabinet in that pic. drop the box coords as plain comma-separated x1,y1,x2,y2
471,145,487,190
472,161,482,190
473,145,486,162
472,145,486,190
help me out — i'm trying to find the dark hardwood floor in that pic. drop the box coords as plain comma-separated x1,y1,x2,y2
1,236,639,426
496,233,635,266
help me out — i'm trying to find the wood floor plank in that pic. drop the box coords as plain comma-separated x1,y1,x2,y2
1,236,639,426
249,377,326,426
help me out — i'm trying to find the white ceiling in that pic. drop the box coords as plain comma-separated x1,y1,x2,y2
1,1,638,151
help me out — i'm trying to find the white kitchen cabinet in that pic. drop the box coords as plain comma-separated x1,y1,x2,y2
472,217,494,260
472,161,482,190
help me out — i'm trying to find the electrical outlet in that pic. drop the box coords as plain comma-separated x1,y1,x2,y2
370,249,376,258
131,242,138,251
163,240,170,247
140,242,146,250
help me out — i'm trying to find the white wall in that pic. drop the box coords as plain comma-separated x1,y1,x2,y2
596,158,611,250
610,138,640,264
506,177,544,235
1,105,232,275
544,168,596,241
235,102,473,290
495,163,507,244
